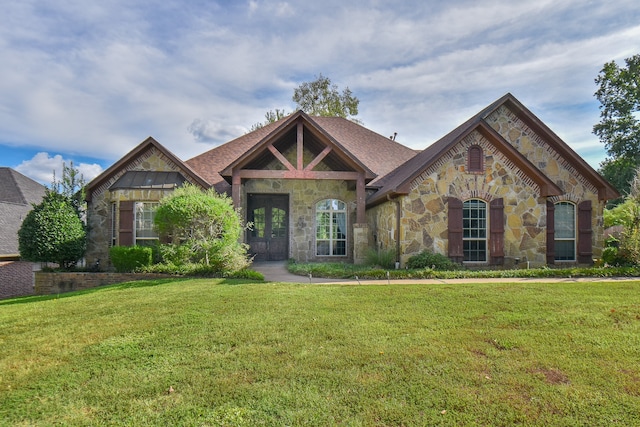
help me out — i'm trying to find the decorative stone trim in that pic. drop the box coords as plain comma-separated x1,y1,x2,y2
493,107,599,195
410,130,540,194
547,194,580,204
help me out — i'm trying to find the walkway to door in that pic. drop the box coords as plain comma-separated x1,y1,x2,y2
252,261,344,283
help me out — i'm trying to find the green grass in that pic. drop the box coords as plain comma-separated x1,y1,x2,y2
1,279,639,426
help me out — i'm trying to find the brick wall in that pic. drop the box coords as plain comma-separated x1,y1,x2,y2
34,272,173,295
0,261,34,299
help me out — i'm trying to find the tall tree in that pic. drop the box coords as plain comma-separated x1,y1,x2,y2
249,108,289,132
51,161,87,220
250,74,361,130
594,54,640,196
292,73,360,121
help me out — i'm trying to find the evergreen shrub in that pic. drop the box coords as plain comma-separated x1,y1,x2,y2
110,246,153,272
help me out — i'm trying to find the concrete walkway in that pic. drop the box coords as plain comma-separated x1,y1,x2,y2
252,261,344,284
251,261,640,285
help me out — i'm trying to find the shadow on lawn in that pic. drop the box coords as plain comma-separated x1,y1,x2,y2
0,276,264,306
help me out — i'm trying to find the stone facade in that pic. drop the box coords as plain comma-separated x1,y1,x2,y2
85,96,615,269
485,106,604,256
369,130,548,267
242,178,357,262
86,146,202,268
367,108,605,268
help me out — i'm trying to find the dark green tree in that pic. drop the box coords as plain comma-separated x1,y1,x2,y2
154,184,250,273
250,74,361,130
292,73,360,120
249,108,289,131
18,191,87,269
594,54,640,196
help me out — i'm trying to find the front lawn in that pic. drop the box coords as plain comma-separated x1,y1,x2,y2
1,278,639,425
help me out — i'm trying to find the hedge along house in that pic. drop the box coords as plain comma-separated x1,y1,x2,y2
85,93,618,269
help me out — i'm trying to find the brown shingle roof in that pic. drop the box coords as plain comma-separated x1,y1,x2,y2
310,116,418,185
185,112,418,192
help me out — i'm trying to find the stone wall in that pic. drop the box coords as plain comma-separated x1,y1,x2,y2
368,106,605,268
34,272,172,295
485,106,604,257
399,129,548,266
86,147,202,268
367,199,398,253
0,261,34,299
243,178,357,262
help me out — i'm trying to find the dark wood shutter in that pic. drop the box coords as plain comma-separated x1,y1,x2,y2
468,145,483,171
119,201,134,246
448,197,463,263
546,201,555,265
490,198,504,265
577,200,593,264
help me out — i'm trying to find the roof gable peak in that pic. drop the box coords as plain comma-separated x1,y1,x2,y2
86,136,210,201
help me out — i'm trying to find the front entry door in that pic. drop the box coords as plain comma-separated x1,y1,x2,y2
247,194,289,261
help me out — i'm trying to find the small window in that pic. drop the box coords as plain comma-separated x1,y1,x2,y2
134,202,159,246
463,199,487,262
468,145,483,172
316,199,347,256
251,207,265,238
111,202,117,247
555,202,575,261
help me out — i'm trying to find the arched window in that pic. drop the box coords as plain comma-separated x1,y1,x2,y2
554,202,575,261
316,199,347,256
463,199,487,262
468,145,483,172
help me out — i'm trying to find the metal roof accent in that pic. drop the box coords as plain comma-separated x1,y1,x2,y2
109,171,186,190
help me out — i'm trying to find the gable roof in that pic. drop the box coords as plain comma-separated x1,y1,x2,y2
186,111,417,193
0,168,46,256
498,94,619,200
86,137,211,201
368,93,619,206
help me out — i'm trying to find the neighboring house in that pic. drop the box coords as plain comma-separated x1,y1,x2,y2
0,167,47,298
85,93,619,269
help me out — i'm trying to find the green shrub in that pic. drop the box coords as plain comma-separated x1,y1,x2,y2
154,184,250,275
365,248,397,269
18,191,86,269
406,250,461,270
110,246,153,272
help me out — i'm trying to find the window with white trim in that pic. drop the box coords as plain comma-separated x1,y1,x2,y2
463,199,487,262
554,202,575,261
134,202,159,246
316,199,347,256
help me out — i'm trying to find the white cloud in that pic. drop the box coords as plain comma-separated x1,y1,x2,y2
0,0,638,172
187,118,248,143
15,152,103,186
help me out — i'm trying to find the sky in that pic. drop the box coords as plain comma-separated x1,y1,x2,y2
1,0,639,185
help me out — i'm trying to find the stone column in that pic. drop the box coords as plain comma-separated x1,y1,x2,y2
353,223,369,264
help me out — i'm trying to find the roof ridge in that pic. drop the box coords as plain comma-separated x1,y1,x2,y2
0,168,27,204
